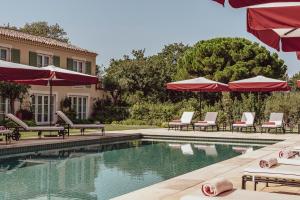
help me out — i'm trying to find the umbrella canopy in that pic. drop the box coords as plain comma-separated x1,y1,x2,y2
166,77,229,92
15,65,98,86
213,0,300,8
229,75,291,92
247,4,300,52
13,65,99,127
0,60,50,81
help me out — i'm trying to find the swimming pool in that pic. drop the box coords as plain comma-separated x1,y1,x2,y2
0,140,266,200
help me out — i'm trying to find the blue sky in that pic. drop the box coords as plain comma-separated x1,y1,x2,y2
1,0,298,75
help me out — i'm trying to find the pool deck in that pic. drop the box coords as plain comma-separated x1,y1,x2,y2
105,128,300,200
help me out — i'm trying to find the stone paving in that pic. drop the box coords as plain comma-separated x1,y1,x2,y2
107,128,300,200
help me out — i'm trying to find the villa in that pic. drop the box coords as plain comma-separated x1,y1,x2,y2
0,27,105,124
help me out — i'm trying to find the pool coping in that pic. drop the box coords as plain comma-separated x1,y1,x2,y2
0,133,141,157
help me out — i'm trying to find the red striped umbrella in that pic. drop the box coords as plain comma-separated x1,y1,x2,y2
0,60,50,81
213,0,300,8
14,65,98,126
229,75,290,92
247,5,300,52
167,77,229,117
167,77,229,92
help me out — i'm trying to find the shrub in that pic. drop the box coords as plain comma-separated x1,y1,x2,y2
90,98,129,124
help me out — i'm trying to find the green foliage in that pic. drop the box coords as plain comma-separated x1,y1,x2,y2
265,93,300,124
289,72,300,91
176,38,287,82
129,99,197,126
19,21,69,43
101,38,291,127
91,99,129,123
0,82,30,113
104,43,190,104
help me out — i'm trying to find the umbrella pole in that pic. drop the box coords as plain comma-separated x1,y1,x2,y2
198,93,202,119
49,79,53,127
257,92,261,125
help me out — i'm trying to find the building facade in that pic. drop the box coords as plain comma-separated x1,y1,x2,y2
0,28,104,124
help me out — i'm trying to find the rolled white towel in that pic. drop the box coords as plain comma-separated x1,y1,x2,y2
278,150,296,159
201,178,233,197
259,158,278,168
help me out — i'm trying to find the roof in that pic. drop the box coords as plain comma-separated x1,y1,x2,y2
0,27,97,56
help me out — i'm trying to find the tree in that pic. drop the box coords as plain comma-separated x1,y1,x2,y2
19,21,69,43
104,43,190,104
176,38,287,83
289,72,300,91
0,82,30,113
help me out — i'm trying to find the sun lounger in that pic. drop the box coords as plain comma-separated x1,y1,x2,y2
261,113,285,133
278,158,300,166
168,112,194,131
242,164,300,190
5,113,66,139
232,112,256,132
0,128,13,144
56,111,105,135
193,112,218,131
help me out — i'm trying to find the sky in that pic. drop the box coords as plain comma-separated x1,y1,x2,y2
0,0,299,75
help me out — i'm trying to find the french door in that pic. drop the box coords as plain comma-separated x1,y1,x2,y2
70,96,88,120
32,94,55,124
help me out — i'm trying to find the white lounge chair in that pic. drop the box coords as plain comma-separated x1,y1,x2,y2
5,113,66,139
232,112,256,133
168,112,194,131
56,111,105,135
193,112,218,131
261,113,285,133
242,164,300,190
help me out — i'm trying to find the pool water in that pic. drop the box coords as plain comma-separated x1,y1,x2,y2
0,140,264,200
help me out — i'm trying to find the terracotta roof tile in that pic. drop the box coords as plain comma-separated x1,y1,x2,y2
0,27,97,55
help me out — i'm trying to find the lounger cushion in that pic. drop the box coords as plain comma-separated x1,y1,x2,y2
0,129,12,135
27,126,64,131
244,165,300,180
232,123,251,127
72,124,105,129
169,122,190,126
56,111,74,126
261,124,282,128
194,121,216,126
57,111,105,129
5,113,29,129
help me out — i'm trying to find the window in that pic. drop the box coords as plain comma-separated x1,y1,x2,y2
0,47,9,61
31,94,55,124
0,97,9,121
37,54,51,67
73,60,85,73
70,96,88,120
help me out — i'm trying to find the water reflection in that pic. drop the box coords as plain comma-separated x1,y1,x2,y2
0,141,263,200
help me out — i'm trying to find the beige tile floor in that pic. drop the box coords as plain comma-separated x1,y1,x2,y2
108,128,300,200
